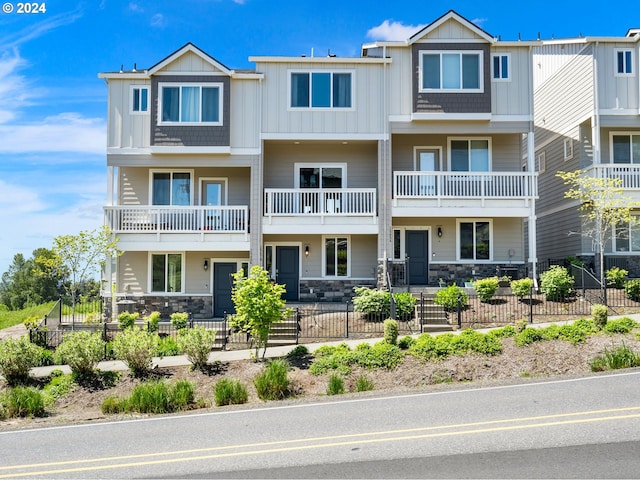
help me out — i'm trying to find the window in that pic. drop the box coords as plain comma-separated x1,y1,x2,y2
151,171,192,206
131,86,149,113
564,138,573,160
420,51,483,92
536,151,546,173
459,221,491,260
450,139,490,171
615,215,640,252
151,253,183,292
159,83,222,124
296,164,345,188
615,49,634,76
492,54,510,80
324,237,348,277
290,71,352,108
612,134,640,164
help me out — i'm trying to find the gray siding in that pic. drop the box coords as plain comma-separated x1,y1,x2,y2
536,206,583,261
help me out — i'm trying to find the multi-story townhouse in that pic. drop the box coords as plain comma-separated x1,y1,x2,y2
99,10,539,318
533,28,640,275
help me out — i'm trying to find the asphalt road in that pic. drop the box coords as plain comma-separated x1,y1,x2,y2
2,371,640,478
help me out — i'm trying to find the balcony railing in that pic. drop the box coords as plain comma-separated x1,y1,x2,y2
104,206,249,233
393,171,538,199
264,188,376,216
587,165,640,190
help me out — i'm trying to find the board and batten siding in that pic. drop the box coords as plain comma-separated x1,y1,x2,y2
491,47,533,117
107,79,152,149
596,42,639,111
230,79,261,149
256,61,386,135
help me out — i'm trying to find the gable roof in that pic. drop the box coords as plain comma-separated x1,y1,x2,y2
408,10,495,44
147,42,233,76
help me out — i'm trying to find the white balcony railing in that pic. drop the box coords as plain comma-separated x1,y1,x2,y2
587,165,640,190
264,188,376,216
104,206,249,233
393,171,538,199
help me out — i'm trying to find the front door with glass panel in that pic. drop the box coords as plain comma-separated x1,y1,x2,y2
416,149,439,195
201,180,226,230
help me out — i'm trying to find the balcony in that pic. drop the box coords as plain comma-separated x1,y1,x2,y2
104,205,250,251
392,171,538,217
587,165,640,197
263,188,378,234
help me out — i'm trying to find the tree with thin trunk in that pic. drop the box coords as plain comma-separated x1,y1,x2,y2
557,169,640,293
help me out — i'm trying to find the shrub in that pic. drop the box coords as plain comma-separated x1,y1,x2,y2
326,374,345,395
254,359,291,401
177,325,218,370
156,336,180,357
55,331,105,378
590,342,640,371
383,319,398,345
604,317,637,334
515,328,546,346
511,278,534,299
146,311,161,333
127,379,195,414
591,304,608,330
117,311,139,329
0,337,41,386
392,292,417,319
214,378,248,406
473,277,499,303
606,267,628,289
356,375,375,392
489,325,517,338
34,345,55,367
42,370,74,403
1,386,46,418
286,345,309,360
170,312,189,330
101,396,128,414
434,285,468,311
540,265,574,300
624,279,640,301
397,335,414,350
408,330,502,361
112,327,158,377
170,379,196,410
352,287,389,318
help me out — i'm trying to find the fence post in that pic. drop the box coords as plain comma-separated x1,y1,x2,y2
420,292,424,331
103,322,108,360
295,308,300,345
223,313,228,350
529,285,534,324
346,301,349,338
457,295,462,329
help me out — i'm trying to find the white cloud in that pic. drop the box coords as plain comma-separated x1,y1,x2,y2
0,9,83,50
0,51,34,124
128,2,144,12
0,179,46,214
366,20,426,41
150,13,167,28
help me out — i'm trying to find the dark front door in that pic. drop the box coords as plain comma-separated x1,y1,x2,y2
213,262,236,317
276,246,299,301
406,230,429,285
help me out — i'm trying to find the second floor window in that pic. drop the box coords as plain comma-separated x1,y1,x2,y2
131,86,149,113
290,72,352,108
616,49,633,76
420,51,483,92
152,171,191,206
159,83,222,124
492,54,510,80
450,139,490,171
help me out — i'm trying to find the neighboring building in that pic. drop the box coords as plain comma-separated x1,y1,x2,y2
533,28,640,274
99,10,539,318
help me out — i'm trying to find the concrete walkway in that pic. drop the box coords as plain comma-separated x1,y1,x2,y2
11,312,640,379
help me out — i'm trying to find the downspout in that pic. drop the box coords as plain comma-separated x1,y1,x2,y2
380,45,389,289
592,41,601,166
528,45,538,284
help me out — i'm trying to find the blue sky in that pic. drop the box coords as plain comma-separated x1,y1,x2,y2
0,0,638,274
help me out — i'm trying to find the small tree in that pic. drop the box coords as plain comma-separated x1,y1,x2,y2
230,266,292,360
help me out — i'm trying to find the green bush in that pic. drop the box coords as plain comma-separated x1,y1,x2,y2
55,331,105,378
606,267,628,289
326,374,345,395
214,378,248,406
145,311,161,333
42,370,74,403
488,325,517,338
590,342,640,371
112,327,158,377
1,386,46,418
540,265,574,300
392,292,417,319
352,287,416,319
515,328,546,346
409,330,503,360
177,325,217,370
356,374,375,392
473,277,500,303
101,396,128,414
156,336,180,357
34,345,55,367
510,278,534,299
170,312,189,330
309,342,404,376
254,359,291,401
434,285,468,311
125,379,195,414
624,279,640,301
286,345,309,360
170,379,196,410
117,311,139,329
591,304,608,330
603,317,638,334
0,336,41,386
383,319,398,345
397,335,414,350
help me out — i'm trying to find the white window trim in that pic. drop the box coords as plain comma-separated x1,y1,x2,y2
288,70,355,111
294,163,348,188
130,85,150,115
149,169,195,205
609,131,640,164
446,137,492,171
536,151,546,173
563,138,573,161
392,227,432,261
491,53,511,82
613,214,640,252
148,252,185,293
322,235,351,278
158,82,224,126
614,49,635,77
456,219,493,262
199,177,228,206
413,146,443,171
264,242,302,280
419,50,484,93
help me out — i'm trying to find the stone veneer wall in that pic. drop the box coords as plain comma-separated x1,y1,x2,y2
299,280,376,303
431,264,527,285
105,295,213,321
